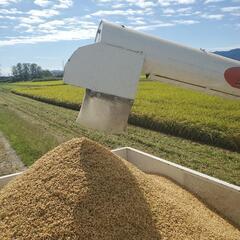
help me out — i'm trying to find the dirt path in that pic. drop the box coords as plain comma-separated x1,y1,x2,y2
0,132,26,176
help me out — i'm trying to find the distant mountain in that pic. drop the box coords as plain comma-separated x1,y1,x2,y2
213,48,240,61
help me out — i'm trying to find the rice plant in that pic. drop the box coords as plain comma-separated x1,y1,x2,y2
10,79,240,151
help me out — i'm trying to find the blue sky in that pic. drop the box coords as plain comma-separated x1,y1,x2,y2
0,0,239,75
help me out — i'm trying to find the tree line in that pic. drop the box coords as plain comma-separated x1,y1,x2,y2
12,63,53,81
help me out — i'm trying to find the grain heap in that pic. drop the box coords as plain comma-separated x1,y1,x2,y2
0,138,239,240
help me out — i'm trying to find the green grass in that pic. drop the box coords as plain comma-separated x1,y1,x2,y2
0,104,57,166
0,85,239,185
9,79,240,151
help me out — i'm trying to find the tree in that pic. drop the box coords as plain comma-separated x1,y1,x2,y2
30,63,41,79
41,70,52,78
22,63,31,81
12,63,22,81
11,62,52,81
30,63,36,77
16,63,23,78
12,66,17,78
36,65,42,78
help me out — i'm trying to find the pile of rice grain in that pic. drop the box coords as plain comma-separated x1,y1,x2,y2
0,138,239,240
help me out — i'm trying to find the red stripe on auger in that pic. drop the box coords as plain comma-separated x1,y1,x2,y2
224,67,240,89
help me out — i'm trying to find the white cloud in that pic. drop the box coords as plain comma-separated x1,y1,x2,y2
15,16,96,36
162,6,196,16
129,19,146,25
53,0,73,9
131,17,199,31
162,7,192,15
134,22,175,30
127,16,144,20
96,0,157,9
0,0,20,6
27,9,59,18
221,6,240,16
0,27,96,46
163,8,175,14
204,0,223,4
0,15,16,20
91,8,153,17
201,14,224,20
81,14,92,19
14,23,34,32
158,0,195,6
176,7,192,13
36,18,95,32
98,0,195,7
96,0,111,2
19,16,45,24
20,9,59,25
38,19,66,30
129,0,157,8
34,0,51,7
174,19,199,24
0,8,22,14
112,3,126,9
221,6,240,12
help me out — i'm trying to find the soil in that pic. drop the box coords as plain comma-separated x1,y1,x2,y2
0,132,25,176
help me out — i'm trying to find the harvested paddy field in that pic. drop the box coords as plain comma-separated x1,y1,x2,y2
0,138,239,240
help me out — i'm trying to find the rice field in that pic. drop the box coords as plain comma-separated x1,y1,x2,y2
13,80,63,87
1,85,239,185
12,84,84,109
10,79,240,151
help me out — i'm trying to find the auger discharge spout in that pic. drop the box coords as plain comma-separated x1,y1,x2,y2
64,20,240,133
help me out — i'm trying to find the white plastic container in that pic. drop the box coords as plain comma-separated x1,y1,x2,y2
1,147,239,226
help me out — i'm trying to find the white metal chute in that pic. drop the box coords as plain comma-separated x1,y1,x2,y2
96,20,240,98
64,42,144,99
64,41,144,132
64,20,240,133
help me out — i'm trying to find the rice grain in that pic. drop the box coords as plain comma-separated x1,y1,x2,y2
0,138,239,240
